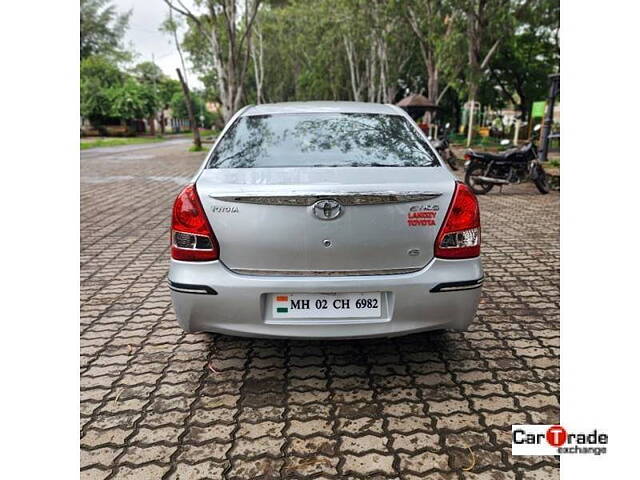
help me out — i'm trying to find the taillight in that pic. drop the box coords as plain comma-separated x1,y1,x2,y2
435,182,480,259
464,153,472,161
171,184,219,261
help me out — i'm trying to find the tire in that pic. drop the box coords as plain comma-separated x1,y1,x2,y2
532,164,550,194
465,163,494,195
446,151,459,170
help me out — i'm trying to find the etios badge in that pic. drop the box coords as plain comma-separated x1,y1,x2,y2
312,199,342,220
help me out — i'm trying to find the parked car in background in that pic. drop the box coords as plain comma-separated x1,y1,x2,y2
169,101,483,339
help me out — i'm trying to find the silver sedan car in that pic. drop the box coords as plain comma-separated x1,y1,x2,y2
169,101,482,339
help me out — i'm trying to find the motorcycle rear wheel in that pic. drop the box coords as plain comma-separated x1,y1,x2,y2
533,165,550,194
446,151,459,171
465,163,494,195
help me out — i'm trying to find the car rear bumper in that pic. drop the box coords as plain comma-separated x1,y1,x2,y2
168,257,483,339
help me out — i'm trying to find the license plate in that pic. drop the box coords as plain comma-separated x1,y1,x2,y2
271,292,381,319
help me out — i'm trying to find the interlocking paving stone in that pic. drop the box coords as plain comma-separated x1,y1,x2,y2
80,142,559,479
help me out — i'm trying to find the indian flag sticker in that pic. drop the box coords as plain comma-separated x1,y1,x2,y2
275,295,289,313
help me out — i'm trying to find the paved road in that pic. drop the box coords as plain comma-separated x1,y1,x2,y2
80,142,559,479
81,138,192,158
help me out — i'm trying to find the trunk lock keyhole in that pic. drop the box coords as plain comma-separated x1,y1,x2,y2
323,239,332,248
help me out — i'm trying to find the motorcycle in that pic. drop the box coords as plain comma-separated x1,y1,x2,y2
463,124,550,195
431,123,459,171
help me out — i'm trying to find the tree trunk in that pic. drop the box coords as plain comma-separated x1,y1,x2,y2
466,83,478,147
344,36,362,101
367,40,377,103
538,74,559,162
176,68,201,149
148,116,156,136
425,56,439,123
159,110,165,135
251,26,264,104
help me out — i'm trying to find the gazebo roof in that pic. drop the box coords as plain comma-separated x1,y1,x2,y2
396,94,437,108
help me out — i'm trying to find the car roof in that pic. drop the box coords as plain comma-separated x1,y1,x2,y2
242,101,402,116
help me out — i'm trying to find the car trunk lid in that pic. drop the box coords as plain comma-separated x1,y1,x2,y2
196,167,455,275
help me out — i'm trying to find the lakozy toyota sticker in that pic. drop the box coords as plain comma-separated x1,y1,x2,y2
512,425,608,456
407,204,439,227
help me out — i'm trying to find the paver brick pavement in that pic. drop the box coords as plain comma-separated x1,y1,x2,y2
81,142,559,479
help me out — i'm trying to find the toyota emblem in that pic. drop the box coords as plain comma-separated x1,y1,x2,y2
312,199,342,220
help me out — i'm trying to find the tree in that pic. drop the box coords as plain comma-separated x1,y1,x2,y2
169,89,216,129
488,0,560,121
157,78,182,108
177,68,202,148
403,0,466,120
157,78,182,134
80,56,124,124
170,90,204,120
132,61,164,85
250,19,265,104
251,1,350,102
80,0,131,61
132,61,164,135
340,0,398,103
161,12,204,144
164,0,263,122
150,0,558,134
452,0,513,144
81,57,164,133
240,0,412,104
107,79,158,124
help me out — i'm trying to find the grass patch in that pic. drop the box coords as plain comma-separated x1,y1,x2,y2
80,136,166,150
188,144,205,152
167,129,218,137
450,134,504,148
199,129,219,137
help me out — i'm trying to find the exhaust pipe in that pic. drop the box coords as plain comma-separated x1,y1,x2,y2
472,175,510,185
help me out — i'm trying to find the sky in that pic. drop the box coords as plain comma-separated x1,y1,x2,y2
113,0,203,88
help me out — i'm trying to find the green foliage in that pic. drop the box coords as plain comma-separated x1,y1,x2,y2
83,0,559,131
169,91,217,128
131,61,164,85
174,0,557,116
170,91,195,120
81,57,181,127
81,55,124,88
157,78,182,109
131,61,182,109
488,0,560,119
107,79,158,121
400,0,467,95
80,0,146,125
80,56,124,121
80,0,131,61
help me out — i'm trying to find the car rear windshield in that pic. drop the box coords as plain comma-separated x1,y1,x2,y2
208,113,439,168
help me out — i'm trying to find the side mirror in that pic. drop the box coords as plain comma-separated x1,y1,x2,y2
427,136,433,141
500,139,511,146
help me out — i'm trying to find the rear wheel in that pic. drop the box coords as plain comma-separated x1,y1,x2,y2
446,150,459,170
532,164,550,194
465,163,494,195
